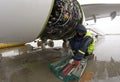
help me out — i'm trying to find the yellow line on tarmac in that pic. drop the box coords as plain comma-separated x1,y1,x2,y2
0,43,24,49
79,71,94,82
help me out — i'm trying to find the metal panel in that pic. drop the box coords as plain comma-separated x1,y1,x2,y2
0,0,54,43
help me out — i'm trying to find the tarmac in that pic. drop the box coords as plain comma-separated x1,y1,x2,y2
0,35,120,82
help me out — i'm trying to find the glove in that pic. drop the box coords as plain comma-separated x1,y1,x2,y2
69,59,74,64
69,58,80,66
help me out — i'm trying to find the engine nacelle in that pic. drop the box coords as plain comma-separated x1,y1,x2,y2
40,0,83,40
0,0,83,43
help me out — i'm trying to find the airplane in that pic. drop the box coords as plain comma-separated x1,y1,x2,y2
0,0,120,49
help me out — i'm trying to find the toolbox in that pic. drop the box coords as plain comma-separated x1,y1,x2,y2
49,55,88,82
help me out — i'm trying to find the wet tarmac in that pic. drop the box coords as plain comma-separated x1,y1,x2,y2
86,35,120,82
0,47,65,82
0,35,120,82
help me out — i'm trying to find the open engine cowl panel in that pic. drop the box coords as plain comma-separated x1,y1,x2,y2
41,0,83,40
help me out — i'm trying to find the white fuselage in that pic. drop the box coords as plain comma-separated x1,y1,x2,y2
0,0,54,43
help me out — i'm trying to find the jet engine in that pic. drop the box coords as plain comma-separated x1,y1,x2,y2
0,0,83,43
40,0,83,40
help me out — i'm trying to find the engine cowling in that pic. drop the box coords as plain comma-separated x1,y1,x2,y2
0,0,83,43
40,0,83,40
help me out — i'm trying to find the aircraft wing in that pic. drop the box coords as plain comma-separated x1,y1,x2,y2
81,4,120,21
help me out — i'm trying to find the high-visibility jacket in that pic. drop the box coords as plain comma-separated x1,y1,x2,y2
84,31,95,54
